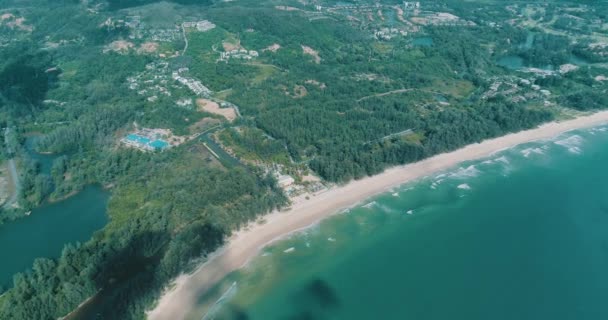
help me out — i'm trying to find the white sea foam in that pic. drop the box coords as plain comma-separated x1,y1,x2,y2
457,183,471,190
392,192,399,197
495,156,510,164
554,135,584,154
449,165,481,179
362,201,376,209
521,147,544,158
283,247,295,253
327,237,336,242
588,127,608,134
482,155,510,165
406,210,414,215
377,204,398,214
430,179,444,189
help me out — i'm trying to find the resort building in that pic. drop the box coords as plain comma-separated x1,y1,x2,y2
277,174,295,188
121,129,171,152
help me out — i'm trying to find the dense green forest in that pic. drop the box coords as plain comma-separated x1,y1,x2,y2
1,147,286,319
0,0,607,318
107,0,213,10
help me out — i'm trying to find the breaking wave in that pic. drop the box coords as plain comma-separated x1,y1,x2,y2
554,135,584,154
521,147,545,158
449,165,481,179
362,201,377,209
457,183,471,190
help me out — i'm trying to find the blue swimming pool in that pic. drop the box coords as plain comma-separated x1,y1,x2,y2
125,134,169,150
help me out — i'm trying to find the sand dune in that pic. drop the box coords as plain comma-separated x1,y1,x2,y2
147,110,608,320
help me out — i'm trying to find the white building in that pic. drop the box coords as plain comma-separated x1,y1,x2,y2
176,98,193,107
277,175,295,188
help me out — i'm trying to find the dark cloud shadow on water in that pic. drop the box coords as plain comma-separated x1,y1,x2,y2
285,277,341,320
215,304,250,320
201,277,340,320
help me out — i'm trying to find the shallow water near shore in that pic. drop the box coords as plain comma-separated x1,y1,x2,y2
191,126,608,320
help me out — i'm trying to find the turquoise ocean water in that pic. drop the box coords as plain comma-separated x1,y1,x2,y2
190,126,608,320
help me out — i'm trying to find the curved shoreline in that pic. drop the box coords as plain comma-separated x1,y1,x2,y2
147,111,608,320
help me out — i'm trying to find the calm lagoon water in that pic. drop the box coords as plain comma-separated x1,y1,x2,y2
192,126,608,320
0,138,109,288
0,186,109,287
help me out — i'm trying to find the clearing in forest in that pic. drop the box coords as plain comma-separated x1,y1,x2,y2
138,42,159,54
196,99,237,121
104,40,135,53
301,45,321,64
222,40,241,52
263,43,281,52
275,6,301,11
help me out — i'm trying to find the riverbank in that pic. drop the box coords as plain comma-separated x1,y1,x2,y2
147,110,608,320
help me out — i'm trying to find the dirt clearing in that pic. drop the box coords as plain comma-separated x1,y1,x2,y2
301,45,321,64
196,99,237,121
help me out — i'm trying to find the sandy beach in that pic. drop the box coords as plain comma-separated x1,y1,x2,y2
147,110,608,320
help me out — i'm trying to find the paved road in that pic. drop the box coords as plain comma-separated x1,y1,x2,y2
181,23,189,55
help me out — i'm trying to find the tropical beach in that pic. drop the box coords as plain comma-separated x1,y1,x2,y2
147,110,608,320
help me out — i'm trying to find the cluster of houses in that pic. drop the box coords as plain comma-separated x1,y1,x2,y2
175,98,194,108
117,15,180,42
149,27,182,42
183,20,216,32
481,76,551,105
172,67,211,96
403,1,421,10
412,12,476,26
374,28,408,40
127,61,173,102
123,16,181,42
127,61,213,103
218,49,259,61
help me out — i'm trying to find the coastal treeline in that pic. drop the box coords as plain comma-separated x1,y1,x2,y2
302,100,552,182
